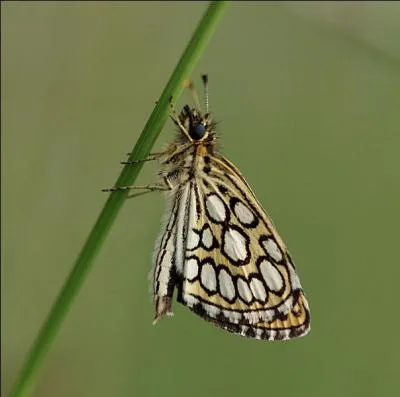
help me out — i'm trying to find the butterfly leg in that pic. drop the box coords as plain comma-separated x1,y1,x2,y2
121,157,155,165
125,176,173,199
123,152,163,163
101,176,173,199
168,96,191,140
101,151,165,196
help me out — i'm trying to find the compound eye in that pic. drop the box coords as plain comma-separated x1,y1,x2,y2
191,123,206,140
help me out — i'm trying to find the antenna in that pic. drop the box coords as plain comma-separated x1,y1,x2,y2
202,74,209,114
185,80,202,114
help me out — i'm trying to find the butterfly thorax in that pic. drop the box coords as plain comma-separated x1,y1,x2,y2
157,106,218,188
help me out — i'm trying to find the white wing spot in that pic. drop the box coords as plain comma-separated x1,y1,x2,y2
287,260,302,290
249,278,267,302
233,201,255,225
205,194,227,223
223,227,248,262
157,250,173,296
185,258,199,281
186,229,200,250
255,329,264,339
259,259,284,292
200,262,217,292
219,269,236,301
203,303,221,318
262,237,283,262
222,310,242,323
237,278,253,303
201,226,214,249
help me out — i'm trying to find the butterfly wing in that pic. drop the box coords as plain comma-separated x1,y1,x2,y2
153,153,310,340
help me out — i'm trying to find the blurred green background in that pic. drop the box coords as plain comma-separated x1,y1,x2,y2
3,2,400,396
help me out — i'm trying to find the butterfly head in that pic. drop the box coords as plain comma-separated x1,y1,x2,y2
179,105,212,142
171,75,216,144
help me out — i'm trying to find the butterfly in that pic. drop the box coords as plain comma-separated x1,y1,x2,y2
104,75,310,340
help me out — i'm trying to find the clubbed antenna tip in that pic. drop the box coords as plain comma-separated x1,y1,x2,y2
202,74,209,113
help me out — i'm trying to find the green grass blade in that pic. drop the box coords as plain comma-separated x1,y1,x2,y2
9,2,228,396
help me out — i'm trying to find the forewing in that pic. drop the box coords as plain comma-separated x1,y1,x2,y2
177,155,310,340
